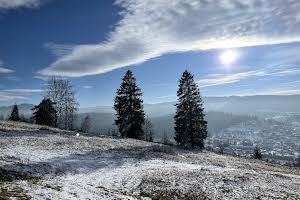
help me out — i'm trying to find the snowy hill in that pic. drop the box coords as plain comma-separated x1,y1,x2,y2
0,121,299,199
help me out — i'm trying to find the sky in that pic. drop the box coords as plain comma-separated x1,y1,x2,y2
0,0,300,107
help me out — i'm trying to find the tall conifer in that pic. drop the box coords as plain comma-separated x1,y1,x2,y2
32,98,57,127
174,70,207,149
9,104,20,121
114,70,145,139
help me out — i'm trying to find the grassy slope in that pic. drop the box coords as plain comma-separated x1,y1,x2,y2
0,121,299,200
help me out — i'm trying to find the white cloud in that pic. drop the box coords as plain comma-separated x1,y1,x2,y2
0,88,42,101
197,66,300,88
154,94,176,99
236,86,300,96
0,60,14,73
82,86,93,89
3,89,43,93
40,0,300,77
0,0,43,9
34,75,50,81
197,70,265,87
0,67,13,73
5,76,20,81
44,42,75,58
0,92,29,101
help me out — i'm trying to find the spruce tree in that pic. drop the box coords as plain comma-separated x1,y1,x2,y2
114,70,145,139
9,104,20,121
32,99,57,127
253,146,262,159
174,70,207,149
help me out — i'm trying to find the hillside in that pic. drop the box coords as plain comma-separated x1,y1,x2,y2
0,121,299,199
78,95,300,117
77,111,257,140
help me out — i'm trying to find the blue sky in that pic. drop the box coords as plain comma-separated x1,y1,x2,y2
0,0,300,107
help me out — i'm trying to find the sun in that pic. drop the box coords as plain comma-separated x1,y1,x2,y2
219,49,238,65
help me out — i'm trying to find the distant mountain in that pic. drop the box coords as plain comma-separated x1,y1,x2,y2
0,104,35,119
203,95,300,116
79,95,300,117
78,102,175,117
78,105,114,114
76,95,300,139
76,111,257,142
2,95,299,138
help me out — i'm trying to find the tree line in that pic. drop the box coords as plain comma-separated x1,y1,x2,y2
5,70,208,149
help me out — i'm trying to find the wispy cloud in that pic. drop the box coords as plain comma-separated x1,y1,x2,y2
0,88,43,101
39,0,300,77
82,86,93,89
5,76,20,81
44,42,75,58
0,0,45,9
0,92,29,101
197,66,300,88
154,94,176,99
236,87,300,96
0,60,14,73
0,67,13,73
197,70,266,87
34,75,49,81
3,89,43,93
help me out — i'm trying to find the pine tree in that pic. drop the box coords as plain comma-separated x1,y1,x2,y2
174,70,207,149
9,104,20,121
296,156,300,167
114,70,145,139
253,146,262,159
32,98,57,127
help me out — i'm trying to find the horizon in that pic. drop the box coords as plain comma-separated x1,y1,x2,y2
1,93,299,109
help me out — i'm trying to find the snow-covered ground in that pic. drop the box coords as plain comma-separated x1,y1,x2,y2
0,121,299,199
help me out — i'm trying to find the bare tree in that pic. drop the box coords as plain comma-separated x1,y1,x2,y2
144,117,154,142
45,77,78,130
80,115,91,133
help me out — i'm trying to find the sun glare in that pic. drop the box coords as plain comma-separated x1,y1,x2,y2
219,50,238,65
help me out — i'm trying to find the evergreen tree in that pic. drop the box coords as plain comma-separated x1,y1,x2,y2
9,104,20,121
296,156,300,167
32,99,57,127
253,146,262,159
114,70,145,139
174,70,207,149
